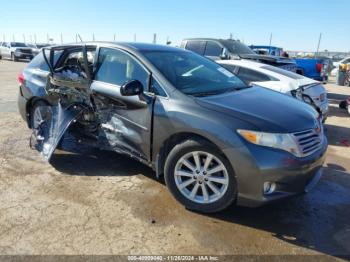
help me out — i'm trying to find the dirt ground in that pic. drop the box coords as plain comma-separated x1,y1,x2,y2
0,60,349,258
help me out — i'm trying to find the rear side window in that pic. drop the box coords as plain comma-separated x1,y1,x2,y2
95,48,149,89
27,52,49,71
237,67,271,83
27,50,62,71
185,41,206,55
204,41,223,57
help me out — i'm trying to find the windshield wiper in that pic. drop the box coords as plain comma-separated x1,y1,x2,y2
190,91,223,97
190,88,235,97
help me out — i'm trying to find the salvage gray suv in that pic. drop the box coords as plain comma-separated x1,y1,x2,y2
17,42,327,213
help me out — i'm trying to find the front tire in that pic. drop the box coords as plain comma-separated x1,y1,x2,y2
164,139,237,213
11,53,18,62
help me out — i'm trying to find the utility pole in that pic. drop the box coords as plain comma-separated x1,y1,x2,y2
3,34,5,42
23,34,26,43
113,34,116,41
268,33,272,54
92,33,95,41
316,33,322,56
229,33,233,40
75,34,78,43
60,33,63,44
47,34,49,44
34,34,37,44
12,34,15,42
134,33,136,42
153,33,157,44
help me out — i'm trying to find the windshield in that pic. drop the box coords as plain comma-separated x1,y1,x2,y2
143,50,247,96
224,40,256,55
11,42,27,47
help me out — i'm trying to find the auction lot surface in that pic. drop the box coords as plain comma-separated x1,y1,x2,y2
0,60,350,258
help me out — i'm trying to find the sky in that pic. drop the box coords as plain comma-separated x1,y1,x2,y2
1,0,349,52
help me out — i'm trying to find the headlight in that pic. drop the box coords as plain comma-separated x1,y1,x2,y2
237,129,302,157
302,94,313,105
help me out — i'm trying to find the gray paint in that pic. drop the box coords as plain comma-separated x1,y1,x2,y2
17,42,328,207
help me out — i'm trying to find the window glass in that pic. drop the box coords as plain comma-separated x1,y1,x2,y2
95,48,149,89
10,42,27,47
224,40,256,55
237,67,271,83
143,50,247,96
220,64,237,73
204,41,223,57
185,41,206,55
27,50,63,71
151,77,167,97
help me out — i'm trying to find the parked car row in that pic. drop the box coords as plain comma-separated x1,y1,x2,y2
181,39,328,120
17,42,327,213
0,42,50,61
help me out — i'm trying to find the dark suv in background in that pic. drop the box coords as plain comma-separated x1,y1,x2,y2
181,38,297,72
17,42,327,213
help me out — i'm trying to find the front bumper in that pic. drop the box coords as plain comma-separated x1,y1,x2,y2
14,52,33,60
223,137,327,207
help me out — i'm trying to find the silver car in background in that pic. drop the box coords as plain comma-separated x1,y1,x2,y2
0,42,34,61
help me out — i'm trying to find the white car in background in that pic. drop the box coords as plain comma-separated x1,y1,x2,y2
218,59,329,120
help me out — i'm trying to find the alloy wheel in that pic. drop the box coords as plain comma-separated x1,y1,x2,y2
174,151,229,204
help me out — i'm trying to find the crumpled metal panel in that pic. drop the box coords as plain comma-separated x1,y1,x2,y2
30,103,83,161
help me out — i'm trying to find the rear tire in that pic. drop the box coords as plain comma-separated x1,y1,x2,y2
164,138,237,213
30,100,52,129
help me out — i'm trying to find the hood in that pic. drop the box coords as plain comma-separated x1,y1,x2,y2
239,53,296,65
264,77,319,93
195,86,319,133
14,47,32,50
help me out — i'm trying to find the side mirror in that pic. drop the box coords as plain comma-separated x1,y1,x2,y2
120,80,144,96
220,48,230,60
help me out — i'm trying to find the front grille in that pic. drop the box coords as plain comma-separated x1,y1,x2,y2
19,49,32,54
293,127,323,156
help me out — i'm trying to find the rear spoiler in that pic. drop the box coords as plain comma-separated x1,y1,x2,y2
42,45,92,81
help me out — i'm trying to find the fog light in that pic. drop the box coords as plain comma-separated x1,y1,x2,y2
263,182,276,195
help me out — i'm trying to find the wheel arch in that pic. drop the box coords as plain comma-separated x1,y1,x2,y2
26,96,50,128
155,132,231,178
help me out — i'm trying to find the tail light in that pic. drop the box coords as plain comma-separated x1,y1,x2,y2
18,72,25,85
316,63,323,73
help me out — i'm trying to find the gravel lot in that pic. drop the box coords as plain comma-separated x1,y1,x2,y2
0,60,349,258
